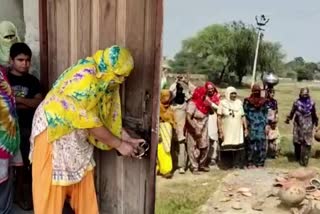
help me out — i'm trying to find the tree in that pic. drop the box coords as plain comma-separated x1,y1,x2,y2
170,24,233,81
286,57,305,71
285,57,319,81
227,21,256,84
296,68,313,81
258,41,286,76
170,21,286,85
168,51,198,73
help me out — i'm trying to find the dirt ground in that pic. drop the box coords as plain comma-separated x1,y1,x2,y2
198,168,320,214
13,205,33,214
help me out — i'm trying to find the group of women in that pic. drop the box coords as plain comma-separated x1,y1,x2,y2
157,75,319,178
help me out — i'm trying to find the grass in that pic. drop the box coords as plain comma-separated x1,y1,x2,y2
155,82,320,214
155,170,227,214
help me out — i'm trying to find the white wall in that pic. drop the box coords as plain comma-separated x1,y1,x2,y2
0,0,40,78
0,0,25,40
23,0,40,78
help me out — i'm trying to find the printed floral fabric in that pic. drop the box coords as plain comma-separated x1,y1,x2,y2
0,66,20,157
30,46,134,184
42,45,133,150
30,102,95,185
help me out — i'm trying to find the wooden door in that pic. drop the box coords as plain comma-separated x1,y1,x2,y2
39,0,163,213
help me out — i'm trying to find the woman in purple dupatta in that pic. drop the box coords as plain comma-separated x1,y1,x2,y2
285,88,318,166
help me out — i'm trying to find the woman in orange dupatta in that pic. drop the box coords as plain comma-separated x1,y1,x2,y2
157,90,175,178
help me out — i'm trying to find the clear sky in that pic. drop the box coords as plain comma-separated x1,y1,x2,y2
163,0,320,62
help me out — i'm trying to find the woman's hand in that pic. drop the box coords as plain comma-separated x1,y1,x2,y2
219,130,224,142
195,128,202,138
285,118,290,124
204,96,212,106
116,141,137,157
181,76,188,84
121,128,145,148
265,126,269,136
128,138,146,148
244,128,249,137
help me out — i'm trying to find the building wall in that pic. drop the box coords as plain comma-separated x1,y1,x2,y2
0,0,40,79
0,0,25,40
23,0,40,78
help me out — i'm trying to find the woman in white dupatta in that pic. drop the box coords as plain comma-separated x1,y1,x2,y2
217,87,248,169
0,21,20,66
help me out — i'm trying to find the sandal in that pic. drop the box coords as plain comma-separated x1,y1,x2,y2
191,169,200,175
162,173,173,179
199,166,210,172
178,168,185,174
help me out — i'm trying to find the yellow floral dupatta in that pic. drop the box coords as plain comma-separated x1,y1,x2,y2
42,45,134,150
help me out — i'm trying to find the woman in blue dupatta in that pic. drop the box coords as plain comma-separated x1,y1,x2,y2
243,84,268,168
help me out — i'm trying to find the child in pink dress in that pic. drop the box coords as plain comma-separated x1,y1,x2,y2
266,120,280,158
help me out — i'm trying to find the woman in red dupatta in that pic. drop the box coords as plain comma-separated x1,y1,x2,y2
185,87,210,174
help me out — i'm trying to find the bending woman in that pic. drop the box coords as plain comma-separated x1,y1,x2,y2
29,46,145,214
